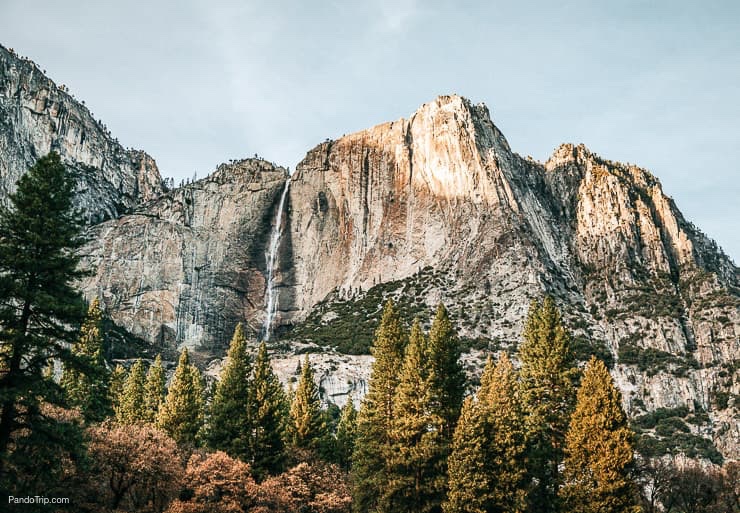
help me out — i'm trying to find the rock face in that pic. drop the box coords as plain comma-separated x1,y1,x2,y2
0,45,162,221
80,159,288,361
1,48,736,460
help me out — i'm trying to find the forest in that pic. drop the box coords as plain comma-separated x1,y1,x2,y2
0,154,737,512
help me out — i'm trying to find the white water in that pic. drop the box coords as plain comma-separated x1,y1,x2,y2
262,177,291,341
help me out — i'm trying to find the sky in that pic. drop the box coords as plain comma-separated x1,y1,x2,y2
1,0,738,261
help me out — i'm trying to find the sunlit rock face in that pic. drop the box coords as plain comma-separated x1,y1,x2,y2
0,45,162,221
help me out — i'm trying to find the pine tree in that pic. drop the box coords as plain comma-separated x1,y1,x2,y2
385,319,444,513
427,303,465,440
250,341,288,480
205,324,252,459
0,152,88,481
60,297,111,422
335,397,358,469
143,355,166,423
157,348,205,446
289,355,325,450
560,357,638,513
444,396,489,513
352,299,408,513
116,359,147,424
109,364,127,415
518,297,579,513
479,354,528,513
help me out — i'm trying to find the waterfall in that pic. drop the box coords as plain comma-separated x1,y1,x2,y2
262,177,291,341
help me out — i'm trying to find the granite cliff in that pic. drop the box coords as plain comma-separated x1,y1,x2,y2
0,51,737,460
0,45,162,221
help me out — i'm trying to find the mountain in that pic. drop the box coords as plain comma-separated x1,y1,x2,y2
0,44,162,222
0,50,737,461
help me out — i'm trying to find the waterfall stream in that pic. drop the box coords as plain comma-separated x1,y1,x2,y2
262,177,291,341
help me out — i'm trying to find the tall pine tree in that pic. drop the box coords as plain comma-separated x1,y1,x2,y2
109,364,127,416
352,299,408,513
205,323,252,459
518,297,579,513
116,359,147,424
385,319,444,513
289,355,325,450
334,397,358,469
60,297,111,422
157,348,205,446
426,303,465,440
444,396,489,513
250,341,288,480
0,152,88,481
143,354,166,423
560,357,638,513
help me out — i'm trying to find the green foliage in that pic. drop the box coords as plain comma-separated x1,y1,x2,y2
518,296,579,513
0,151,88,482
560,357,638,513
334,398,358,470
250,341,288,480
60,298,111,422
156,348,205,446
384,320,445,512
109,364,127,416
352,300,407,513
445,354,527,513
571,335,615,368
205,323,253,459
289,355,326,450
632,406,724,465
618,341,699,376
116,359,147,424
143,354,166,423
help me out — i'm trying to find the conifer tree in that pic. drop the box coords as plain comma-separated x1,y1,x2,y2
518,297,579,513
289,355,325,450
109,364,127,415
60,297,111,422
352,300,408,513
444,396,489,513
143,355,166,423
116,359,147,424
157,348,205,446
335,397,358,469
0,152,87,480
385,319,444,513
560,357,638,513
250,341,288,480
205,324,252,459
427,303,465,439
479,354,528,513
446,355,527,513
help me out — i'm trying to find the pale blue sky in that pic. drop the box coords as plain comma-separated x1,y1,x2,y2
1,0,738,261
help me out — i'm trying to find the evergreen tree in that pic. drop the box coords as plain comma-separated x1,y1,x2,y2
385,319,444,513
560,357,638,513
60,297,111,422
479,354,528,513
446,355,527,513
0,152,87,481
205,324,252,459
335,397,358,469
157,348,205,446
289,355,325,450
116,359,147,424
444,396,489,513
427,303,465,440
352,299,408,513
250,341,288,480
518,297,579,513
109,364,127,415
143,355,166,423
